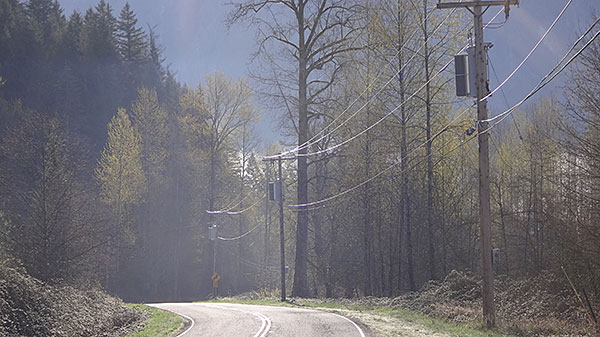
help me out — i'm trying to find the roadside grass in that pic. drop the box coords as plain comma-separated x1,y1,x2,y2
203,298,514,337
126,304,184,337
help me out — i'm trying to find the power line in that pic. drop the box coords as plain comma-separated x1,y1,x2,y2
488,54,524,141
288,102,475,208
266,8,504,161
481,0,573,102
295,53,461,158
484,16,600,125
207,197,265,215
292,8,504,158
264,7,453,160
218,221,264,241
287,17,600,209
209,194,252,214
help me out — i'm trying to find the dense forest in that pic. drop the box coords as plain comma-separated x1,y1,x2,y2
0,0,599,317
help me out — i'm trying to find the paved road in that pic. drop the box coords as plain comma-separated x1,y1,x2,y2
149,302,369,337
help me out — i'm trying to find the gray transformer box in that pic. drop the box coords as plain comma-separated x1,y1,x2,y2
455,53,469,96
454,46,478,98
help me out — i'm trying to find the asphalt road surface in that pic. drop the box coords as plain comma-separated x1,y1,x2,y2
149,302,369,337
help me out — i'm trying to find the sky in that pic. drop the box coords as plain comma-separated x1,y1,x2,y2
59,0,600,144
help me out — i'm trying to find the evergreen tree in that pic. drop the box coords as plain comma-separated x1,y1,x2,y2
116,2,147,64
84,0,117,58
143,25,165,90
64,10,84,58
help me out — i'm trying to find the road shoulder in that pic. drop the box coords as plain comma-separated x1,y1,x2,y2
204,298,514,337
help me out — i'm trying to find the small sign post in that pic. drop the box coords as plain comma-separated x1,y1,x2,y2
211,273,220,296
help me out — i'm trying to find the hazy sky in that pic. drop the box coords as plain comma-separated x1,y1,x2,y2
59,0,600,143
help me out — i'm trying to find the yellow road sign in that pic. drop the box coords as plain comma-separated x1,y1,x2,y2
211,273,221,281
213,279,219,288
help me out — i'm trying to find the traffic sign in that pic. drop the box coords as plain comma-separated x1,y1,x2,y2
211,273,220,281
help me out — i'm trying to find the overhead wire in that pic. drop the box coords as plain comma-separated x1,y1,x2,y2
289,13,600,210
263,7,449,160
480,0,573,102
482,20,600,132
484,15,600,124
292,8,504,158
207,194,252,214
218,220,265,241
209,8,504,211
288,102,475,208
207,196,266,215
488,54,524,141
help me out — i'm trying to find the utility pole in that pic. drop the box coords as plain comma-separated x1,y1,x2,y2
437,0,519,328
209,224,218,297
263,155,295,301
277,156,286,301
263,161,271,279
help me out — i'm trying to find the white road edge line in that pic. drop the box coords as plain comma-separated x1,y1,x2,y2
331,313,366,337
147,304,195,337
255,311,272,337
199,303,272,337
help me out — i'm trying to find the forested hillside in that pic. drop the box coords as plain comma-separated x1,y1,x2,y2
0,1,599,332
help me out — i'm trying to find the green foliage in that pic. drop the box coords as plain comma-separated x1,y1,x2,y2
0,0,168,150
126,304,184,337
96,107,146,207
116,2,147,63
131,87,168,184
0,111,104,282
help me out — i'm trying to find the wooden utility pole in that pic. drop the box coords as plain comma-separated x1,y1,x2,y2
437,0,519,328
263,161,271,279
277,156,286,301
263,155,295,301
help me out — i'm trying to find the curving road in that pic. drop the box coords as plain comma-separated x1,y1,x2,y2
148,302,370,337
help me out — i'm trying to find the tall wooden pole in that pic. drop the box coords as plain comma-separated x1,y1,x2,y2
263,161,271,276
278,156,286,301
473,4,495,328
437,0,519,328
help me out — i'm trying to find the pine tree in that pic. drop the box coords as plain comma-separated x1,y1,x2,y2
116,2,147,63
143,25,165,90
84,0,117,58
64,11,84,58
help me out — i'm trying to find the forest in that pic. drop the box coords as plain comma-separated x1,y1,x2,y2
0,0,599,322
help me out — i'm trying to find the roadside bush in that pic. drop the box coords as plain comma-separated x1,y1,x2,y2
0,260,146,337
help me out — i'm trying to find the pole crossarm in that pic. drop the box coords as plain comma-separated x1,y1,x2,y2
437,0,518,9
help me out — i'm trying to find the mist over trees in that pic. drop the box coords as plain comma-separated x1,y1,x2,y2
0,0,599,312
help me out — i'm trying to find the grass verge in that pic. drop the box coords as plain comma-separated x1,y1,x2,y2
126,304,184,337
203,298,514,337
